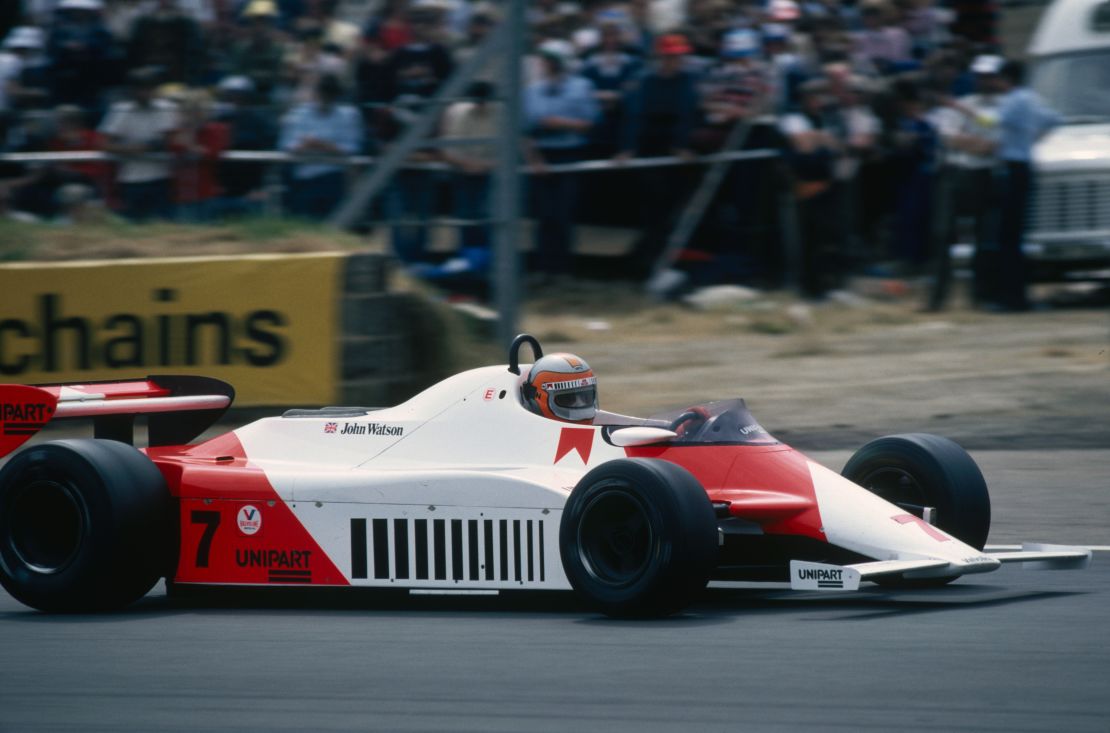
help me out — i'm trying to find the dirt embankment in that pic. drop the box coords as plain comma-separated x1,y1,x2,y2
522,283,1110,450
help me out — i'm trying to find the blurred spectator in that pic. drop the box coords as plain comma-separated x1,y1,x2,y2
440,81,498,250
826,63,879,261
923,47,971,98
1,27,47,128
46,0,118,121
694,28,780,284
127,0,205,85
102,0,143,40
278,72,361,218
853,0,911,75
363,0,413,52
578,15,640,224
54,181,106,224
99,66,179,220
901,0,952,60
385,2,453,103
624,0,656,54
382,3,454,264
949,0,998,48
618,33,698,279
700,29,770,136
453,2,498,84
767,0,802,25
296,0,360,57
990,59,1060,311
285,24,347,105
525,40,598,278
531,0,585,45
887,77,938,269
762,23,807,114
353,37,391,122
686,0,735,60
48,103,112,201
170,89,230,221
527,0,559,30
229,0,285,99
927,53,1002,309
0,2,21,43
0,102,106,221
580,18,639,157
619,34,698,160
780,79,840,297
214,75,276,216
154,0,219,26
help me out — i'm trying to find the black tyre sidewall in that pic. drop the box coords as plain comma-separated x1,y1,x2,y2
841,433,991,550
0,440,170,612
560,458,718,617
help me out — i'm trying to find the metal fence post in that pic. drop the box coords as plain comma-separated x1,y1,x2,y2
778,174,801,292
492,0,524,347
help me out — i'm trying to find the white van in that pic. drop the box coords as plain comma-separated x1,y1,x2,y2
1025,0,1110,277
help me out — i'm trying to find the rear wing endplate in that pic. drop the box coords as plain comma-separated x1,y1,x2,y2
0,375,234,457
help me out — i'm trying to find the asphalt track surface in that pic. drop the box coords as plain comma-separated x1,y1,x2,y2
0,450,1107,732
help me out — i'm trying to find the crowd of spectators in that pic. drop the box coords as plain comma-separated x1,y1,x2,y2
1,0,1055,308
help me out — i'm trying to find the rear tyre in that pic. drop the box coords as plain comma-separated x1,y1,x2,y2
842,433,991,588
0,440,171,612
560,458,718,617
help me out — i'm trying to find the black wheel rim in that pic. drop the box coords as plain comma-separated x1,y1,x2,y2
5,480,85,575
577,487,654,587
858,467,928,513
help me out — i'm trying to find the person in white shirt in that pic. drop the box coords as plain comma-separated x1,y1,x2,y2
278,72,363,219
99,67,179,220
927,54,1004,309
440,81,501,250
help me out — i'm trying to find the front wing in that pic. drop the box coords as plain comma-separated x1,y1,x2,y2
790,544,1093,591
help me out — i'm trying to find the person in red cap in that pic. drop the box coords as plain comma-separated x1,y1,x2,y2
616,32,700,279
654,33,691,56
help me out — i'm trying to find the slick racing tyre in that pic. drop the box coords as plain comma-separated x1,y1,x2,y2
842,433,991,587
560,458,718,617
0,440,171,612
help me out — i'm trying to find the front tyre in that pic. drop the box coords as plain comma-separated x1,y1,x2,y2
0,440,171,612
560,458,717,617
842,433,990,587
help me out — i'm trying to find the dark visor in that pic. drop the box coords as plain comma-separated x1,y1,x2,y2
554,388,596,409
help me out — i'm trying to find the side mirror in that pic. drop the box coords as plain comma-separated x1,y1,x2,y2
608,427,678,447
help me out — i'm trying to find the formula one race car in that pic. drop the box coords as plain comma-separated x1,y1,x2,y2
0,335,1091,616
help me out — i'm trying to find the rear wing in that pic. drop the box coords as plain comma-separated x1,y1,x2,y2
0,375,234,458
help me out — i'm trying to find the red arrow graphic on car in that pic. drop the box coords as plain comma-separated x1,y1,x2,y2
554,427,594,465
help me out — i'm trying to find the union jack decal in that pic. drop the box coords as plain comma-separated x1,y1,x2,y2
324,422,338,434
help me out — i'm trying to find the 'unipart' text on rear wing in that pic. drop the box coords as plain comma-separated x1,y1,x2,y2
0,376,234,457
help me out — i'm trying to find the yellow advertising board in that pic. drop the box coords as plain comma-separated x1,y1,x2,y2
0,254,343,405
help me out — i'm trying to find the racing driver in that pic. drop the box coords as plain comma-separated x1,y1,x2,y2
522,353,598,424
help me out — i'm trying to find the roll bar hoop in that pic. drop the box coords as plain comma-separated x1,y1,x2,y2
508,334,543,375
